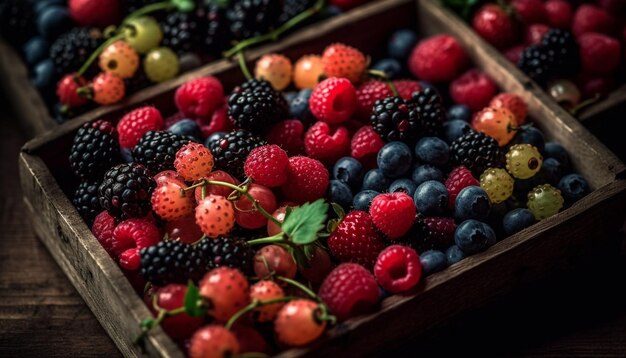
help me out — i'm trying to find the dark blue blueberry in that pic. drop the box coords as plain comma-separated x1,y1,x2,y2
283,91,297,103
443,119,471,144
377,141,412,178
514,177,539,196
289,89,315,125
204,131,227,148
333,156,364,191
353,190,379,212
362,169,390,192
52,102,68,124
445,245,466,265
455,186,491,221
558,174,589,204
37,6,72,39
419,81,434,90
411,164,443,185
454,220,496,254
414,137,449,166
447,104,472,122
513,126,545,153
31,59,56,91
328,180,353,211
178,52,203,73
372,58,402,79
419,250,448,276
389,178,417,197
120,147,134,163
388,29,418,60
414,180,448,215
167,119,202,142
539,158,564,186
544,142,570,169
23,37,49,66
502,208,535,236
34,0,64,14
505,195,525,211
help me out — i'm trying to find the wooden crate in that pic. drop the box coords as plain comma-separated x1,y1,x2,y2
19,0,626,357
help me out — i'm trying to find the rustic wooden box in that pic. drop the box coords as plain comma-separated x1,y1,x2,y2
19,0,626,356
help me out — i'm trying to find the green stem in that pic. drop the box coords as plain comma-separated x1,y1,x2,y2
238,51,253,81
77,33,127,76
570,94,601,115
207,180,281,226
225,296,297,330
125,1,176,20
247,233,286,246
368,69,399,96
277,276,317,301
134,305,186,343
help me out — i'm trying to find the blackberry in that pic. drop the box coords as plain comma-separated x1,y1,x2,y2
228,79,288,134
450,130,502,177
132,131,190,174
0,0,36,47
198,236,255,275
70,120,122,180
518,29,579,85
226,0,282,41
73,181,101,225
161,10,204,54
517,46,553,85
98,163,156,219
409,87,445,137
140,240,207,285
278,0,314,25
370,96,418,143
50,27,104,75
198,3,231,56
207,129,266,179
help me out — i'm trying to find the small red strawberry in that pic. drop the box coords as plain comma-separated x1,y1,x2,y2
318,263,380,321
266,119,305,155
304,121,350,165
57,73,87,108
280,156,329,204
572,4,615,38
244,144,289,187
472,4,518,49
350,125,384,169
449,69,497,112
445,166,479,209
545,0,573,29
175,76,224,118
321,43,367,83
489,93,528,124
117,106,164,148
524,24,550,46
309,77,357,124
408,35,469,82
369,192,416,239
511,0,547,25
69,0,121,28
578,33,621,75
393,79,422,100
355,80,393,119
328,211,385,269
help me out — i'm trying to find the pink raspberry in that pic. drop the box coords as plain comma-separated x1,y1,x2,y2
350,126,384,169
266,119,305,155
409,34,469,82
374,245,422,293
280,156,329,204
318,263,380,321
175,76,224,118
449,69,497,112
117,106,164,148
244,144,289,187
112,218,161,270
369,192,416,239
304,121,350,166
393,79,422,100
309,77,357,124
355,80,393,119
196,101,233,138
578,33,621,75
91,210,117,257
445,166,479,208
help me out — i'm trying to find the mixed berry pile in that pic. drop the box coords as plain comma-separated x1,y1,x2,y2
445,0,626,112
67,28,590,357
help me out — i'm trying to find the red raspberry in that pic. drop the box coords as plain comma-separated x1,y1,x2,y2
92,72,125,105
489,93,528,124
445,166,479,208
112,218,161,270
472,4,518,49
369,192,416,239
350,126,384,169
196,101,234,138
304,121,350,165
524,24,550,45
504,45,525,64
449,69,497,112
328,211,385,269
91,210,117,257
393,79,422,100
175,76,224,118
374,245,422,293
578,33,621,76
318,263,380,321
189,325,240,358
57,73,87,108
244,144,289,187
266,119,305,155
572,4,615,38
423,216,457,249
408,34,469,82
199,267,250,322
309,77,357,124
174,142,214,181
281,156,329,204
355,80,393,119
321,43,367,83
151,181,194,221
545,0,573,29
154,284,204,340
511,0,547,25
117,106,164,148
194,170,240,202
195,195,235,238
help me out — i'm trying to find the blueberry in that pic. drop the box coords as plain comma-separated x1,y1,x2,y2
333,156,364,191
419,81,434,90
362,169,390,192
514,177,539,197
389,178,417,197
52,102,69,124
120,147,134,163
23,37,49,66
443,119,471,144
558,174,589,204
388,29,418,59
414,137,449,166
539,158,564,186
377,141,412,178
414,180,448,215
31,59,56,91
204,131,227,148
502,208,535,236
420,250,448,276
447,104,472,122
372,58,402,79
455,186,491,221
178,52,203,73
411,164,443,185
544,142,570,169
353,190,379,212
454,220,496,254
445,245,467,265
34,0,65,14
513,126,545,153
289,89,315,125
37,6,72,39
283,91,297,103
167,119,202,141
328,180,353,211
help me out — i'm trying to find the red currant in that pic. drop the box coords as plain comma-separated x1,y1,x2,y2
175,142,214,181
189,325,240,358
165,216,204,244
298,245,333,284
234,184,277,229
199,267,250,322
151,181,194,221
56,73,87,108
195,195,235,238
253,245,297,279
274,299,326,346
249,280,285,322
154,284,204,341
92,72,125,105
194,170,240,202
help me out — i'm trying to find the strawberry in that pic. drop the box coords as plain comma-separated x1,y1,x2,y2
309,77,357,124
572,4,615,38
117,106,164,148
393,79,422,100
472,4,518,49
321,43,367,83
328,211,385,269
511,0,547,25
355,80,393,119
578,33,621,75
318,263,380,320
449,69,497,112
408,35,469,82
304,121,350,165
545,0,573,29
350,125,384,169
280,156,329,204
266,119,305,155
369,192,416,239
489,93,528,124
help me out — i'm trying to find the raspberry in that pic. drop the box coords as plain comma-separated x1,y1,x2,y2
117,106,164,149
318,263,380,320
421,216,456,250
189,325,240,358
195,194,235,238
266,119,305,156
70,119,121,180
194,171,239,202
445,166,479,208
249,280,285,322
281,156,329,204
545,0,573,29
472,4,518,49
525,24,550,46
572,4,615,38
91,211,117,257
274,299,327,346
244,144,289,187
328,211,385,269
174,142,214,181
309,77,357,124
511,0,547,24
151,181,194,221
293,55,324,90
350,126,384,168
355,80,393,119
369,192,416,239
92,72,125,105
304,121,350,165
489,93,528,124
98,164,156,219
449,69,497,112
196,103,234,138
578,33,621,75
199,267,250,322
321,43,367,83
57,74,87,108
254,54,293,91
393,79,422,100
374,245,422,293
175,76,224,118
408,34,469,82
113,218,161,270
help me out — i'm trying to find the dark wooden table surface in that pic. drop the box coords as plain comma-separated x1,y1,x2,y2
1,101,625,357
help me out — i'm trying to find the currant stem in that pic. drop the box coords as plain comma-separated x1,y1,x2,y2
125,1,176,20
225,296,298,330
368,69,399,97
276,276,317,301
77,33,127,76
238,51,253,81
247,233,286,246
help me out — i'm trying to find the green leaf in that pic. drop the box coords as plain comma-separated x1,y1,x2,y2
184,281,207,317
282,199,328,245
172,0,195,12
140,318,155,330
